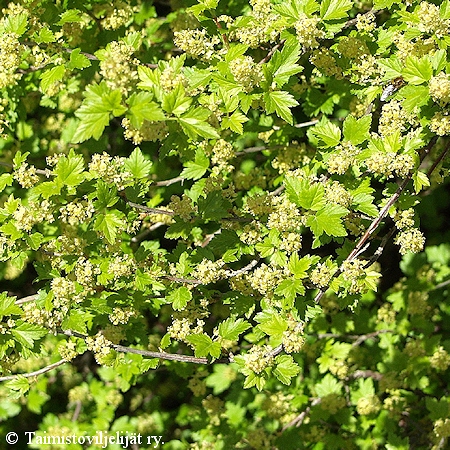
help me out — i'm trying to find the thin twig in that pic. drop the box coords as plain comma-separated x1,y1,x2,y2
0,359,67,382
0,161,51,177
153,176,185,187
15,294,39,305
259,39,285,65
126,201,175,216
281,398,322,431
62,329,231,364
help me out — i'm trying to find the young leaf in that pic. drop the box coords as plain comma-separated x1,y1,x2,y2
221,110,249,134
275,279,305,308
0,173,13,192
162,84,192,116
178,108,220,139
0,294,22,319
267,37,302,87
306,204,348,239
273,355,300,385
180,150,209,180
54,149,85,187
218,317,251,341
198,191,230,220
72,82,127,143
11,321,47,349
263,91,298,124
403,55,433,85
310,117,341,147
67,48,91,70
343,115,371,145
186,334,222,359
124,147,153,179
285,177,325,211
412,171,430,194
257,313,288,338
40,65,66,93
315,373,342,396
167,286,192,311
320,0,352,20
126,92,165,128
94,211,124,244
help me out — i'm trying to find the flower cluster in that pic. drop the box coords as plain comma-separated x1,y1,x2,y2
243,345,274,374
325,181,353,208
88,152,132,188
404,339,425,358
192,259,225,285
294,14,325,50
320,394,347,414
376,304,396,325
98,40,138,93
160,66,187,92
263,391,296,421
13,163,40,188
188,372,207,397
122,118,169,144
174,29,220,61
356,12,376,33
58,340,79,361
432,418,450,445
13,200,54,232
326,141,360,174
394,228,425,255
229,56,263,92
407,290,430,317
109,307,136,325
393,208,415,230
211,139,235,167
337,36,369,60
234,167,268,190
282,324,305,353
248,264,285,297
202,395,224,426
365,151,415,179
341,259,368,294
74,257,99,288
378,100,408,137
429,72,450,106
93,1,134,30
267,194,302,231
108,253,136,280
310,48,343,79
279,231,302,253
0,32,24,89
168,317,204,341
429,346,450,371
231,0,280,47
244,193,273,217
51,276,77,307
383,390,406,419
271,144,309,174
59,199,95,226
430,111,450,136
416,1,449,38
310,261,337,289
23,302,64,332
86,333,114,365
356,395,381,416
168,194,197,220
239,221,263,245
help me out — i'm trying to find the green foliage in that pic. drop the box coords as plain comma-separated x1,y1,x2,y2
1,0,450,448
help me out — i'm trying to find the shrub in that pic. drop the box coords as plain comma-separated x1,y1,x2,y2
1,0,450,448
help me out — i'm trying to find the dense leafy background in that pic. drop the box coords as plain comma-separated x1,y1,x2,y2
1,0,450,449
